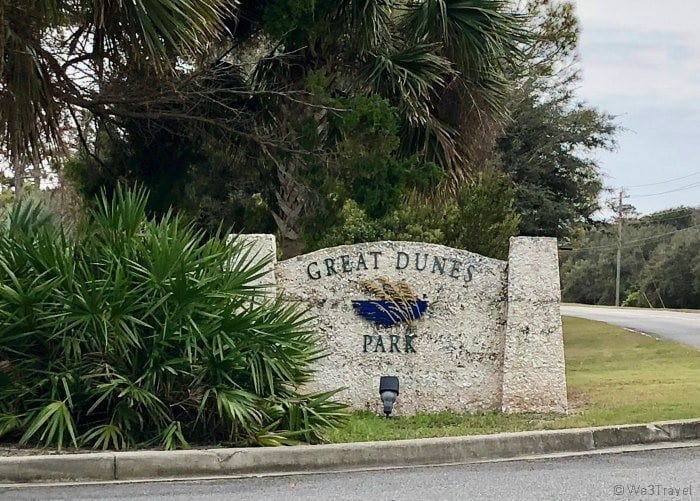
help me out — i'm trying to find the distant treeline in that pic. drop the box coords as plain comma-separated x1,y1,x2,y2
560,207,700,309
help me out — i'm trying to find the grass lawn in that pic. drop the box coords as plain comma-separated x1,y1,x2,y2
326,316,700,443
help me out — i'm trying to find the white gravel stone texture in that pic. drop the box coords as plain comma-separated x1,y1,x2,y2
275,241,509,415
501,237,568,413
237,236,569,416
233,234,277,292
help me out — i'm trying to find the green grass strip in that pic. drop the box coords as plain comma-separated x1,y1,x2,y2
327,316,700,443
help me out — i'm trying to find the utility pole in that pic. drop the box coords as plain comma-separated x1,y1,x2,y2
615,189,624,307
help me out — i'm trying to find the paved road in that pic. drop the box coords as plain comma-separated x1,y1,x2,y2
2,447,698,501
561,305,700,349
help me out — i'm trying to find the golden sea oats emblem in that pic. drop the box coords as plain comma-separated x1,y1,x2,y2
351,277,429,327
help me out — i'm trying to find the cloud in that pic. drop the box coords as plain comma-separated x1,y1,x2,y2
575,0,700,35
578,31,700,103
572,0,700,214
574,1,700,104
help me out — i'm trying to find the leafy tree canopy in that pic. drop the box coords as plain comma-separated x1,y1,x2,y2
496,0,618,241
498,89,616,239
60,0,529,256
5,0,622,260
315,170,521,260
560,207,700,308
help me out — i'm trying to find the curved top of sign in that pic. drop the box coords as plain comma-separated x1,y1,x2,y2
276,241,506,288
280,241,505,266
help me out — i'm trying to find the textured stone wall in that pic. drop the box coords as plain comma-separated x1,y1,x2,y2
501,237,568,413
238,236,568,415
233,234,277,292
275,241,508,415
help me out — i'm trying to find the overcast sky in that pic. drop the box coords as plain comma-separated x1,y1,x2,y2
574,0,700,215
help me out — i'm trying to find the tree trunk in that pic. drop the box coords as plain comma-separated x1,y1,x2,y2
13,161,23,202
33,162,42,190
273,160,308,258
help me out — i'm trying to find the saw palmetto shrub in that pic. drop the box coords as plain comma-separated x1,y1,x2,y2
0,187,345,450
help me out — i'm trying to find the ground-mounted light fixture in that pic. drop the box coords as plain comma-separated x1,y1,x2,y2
379,376,399,418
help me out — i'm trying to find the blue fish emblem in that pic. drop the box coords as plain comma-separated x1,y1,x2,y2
352,299,429,328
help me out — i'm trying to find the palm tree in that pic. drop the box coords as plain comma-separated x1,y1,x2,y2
401,0,527,186
256,0,525,176
249,0,527,248
0,0,527,247
0,0,234,197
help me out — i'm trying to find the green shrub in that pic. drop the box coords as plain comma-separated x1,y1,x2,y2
312,171,520,260
440,171,521,261
0,187,345,450
315,199,383,248
621,291,644,308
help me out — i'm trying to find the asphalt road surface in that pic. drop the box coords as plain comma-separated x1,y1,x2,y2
561,305,700,348
2,447,698,501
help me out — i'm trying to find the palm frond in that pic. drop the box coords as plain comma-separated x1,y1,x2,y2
88,0,236,70
81,423,129,450
402,0,527,115
361,43,453,120
20,401,78,450
0,24,62,164
336,0,396,54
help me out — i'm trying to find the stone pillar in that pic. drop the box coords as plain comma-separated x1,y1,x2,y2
501,237,567,413
231,234,278,293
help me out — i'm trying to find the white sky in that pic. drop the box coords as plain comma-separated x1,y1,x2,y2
575,0,700,215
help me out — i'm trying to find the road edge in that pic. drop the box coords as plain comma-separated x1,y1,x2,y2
1,418,699,483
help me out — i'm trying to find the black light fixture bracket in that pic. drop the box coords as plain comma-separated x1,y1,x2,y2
379,376,399,418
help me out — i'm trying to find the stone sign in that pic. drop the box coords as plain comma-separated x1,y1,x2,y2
238,236,567,415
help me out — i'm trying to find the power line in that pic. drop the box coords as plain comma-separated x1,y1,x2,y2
626,170,700,188
622,224,700,245
629,209,698,224
631,181,700,198
564,223,700,253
